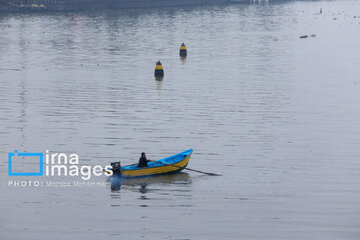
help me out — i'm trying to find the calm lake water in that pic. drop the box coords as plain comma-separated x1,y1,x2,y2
1,0,360,239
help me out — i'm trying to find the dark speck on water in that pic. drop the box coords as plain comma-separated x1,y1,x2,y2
1,0,360,239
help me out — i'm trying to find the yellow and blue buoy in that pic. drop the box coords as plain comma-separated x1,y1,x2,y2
179,43,187,57
154,61,164,78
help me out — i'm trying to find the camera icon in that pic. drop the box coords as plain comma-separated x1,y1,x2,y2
8,150,43,176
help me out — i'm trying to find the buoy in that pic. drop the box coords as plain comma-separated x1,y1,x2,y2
154,61,164,78
320,8,322,14
179,43,187,57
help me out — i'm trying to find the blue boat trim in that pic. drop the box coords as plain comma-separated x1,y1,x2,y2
121,148,193,171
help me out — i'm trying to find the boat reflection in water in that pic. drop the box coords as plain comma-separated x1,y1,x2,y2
108,172,191,192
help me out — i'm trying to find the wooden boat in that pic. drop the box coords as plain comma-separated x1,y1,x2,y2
117,149,193,178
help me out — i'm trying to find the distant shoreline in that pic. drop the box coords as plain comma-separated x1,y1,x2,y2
0,0,251,12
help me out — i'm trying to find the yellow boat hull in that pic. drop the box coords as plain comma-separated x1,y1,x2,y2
121,150,192,178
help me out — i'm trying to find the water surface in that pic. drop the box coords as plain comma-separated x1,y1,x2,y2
1,1,360,239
